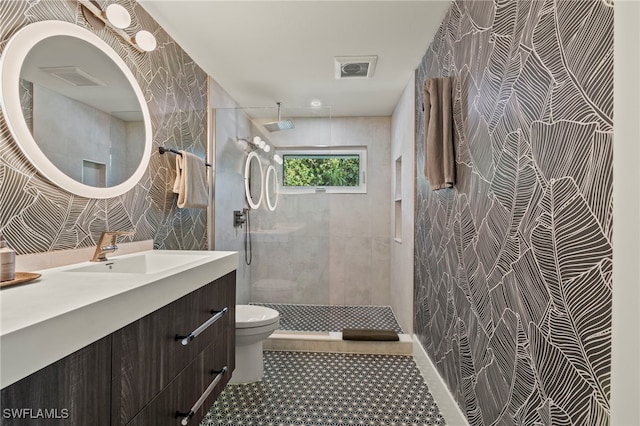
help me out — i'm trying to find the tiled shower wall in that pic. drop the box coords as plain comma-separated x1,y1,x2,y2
390,76,416,334
414,1,612,425
0,0,208,254
250,117,391,306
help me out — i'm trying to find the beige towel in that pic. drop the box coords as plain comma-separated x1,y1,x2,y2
172,150,209,209
423,77,455,190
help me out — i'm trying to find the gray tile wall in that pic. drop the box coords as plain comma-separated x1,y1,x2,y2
249,117,392,306
414,1,612,425
0,0,208,254
212,110,392,307
390,76,416,334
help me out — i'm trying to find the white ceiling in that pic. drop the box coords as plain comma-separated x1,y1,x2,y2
138,0,451,117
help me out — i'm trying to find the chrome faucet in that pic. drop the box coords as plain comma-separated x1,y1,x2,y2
91,231,135,262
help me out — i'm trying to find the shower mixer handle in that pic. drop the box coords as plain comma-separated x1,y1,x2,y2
234,210,246,228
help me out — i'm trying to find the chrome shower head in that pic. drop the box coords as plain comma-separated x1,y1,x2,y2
264,102,294,132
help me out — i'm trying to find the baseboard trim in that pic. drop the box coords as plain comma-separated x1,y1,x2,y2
412,334,469,426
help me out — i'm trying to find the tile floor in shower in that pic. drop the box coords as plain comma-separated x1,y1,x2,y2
200,305,447,425
251,303,404,333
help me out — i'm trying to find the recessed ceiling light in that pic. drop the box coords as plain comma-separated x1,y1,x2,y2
310,99,322,107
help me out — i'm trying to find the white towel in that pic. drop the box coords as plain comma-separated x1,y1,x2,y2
172,150,209,209
423,77,455,190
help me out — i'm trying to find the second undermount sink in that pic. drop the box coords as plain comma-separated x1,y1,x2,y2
64,252,211,274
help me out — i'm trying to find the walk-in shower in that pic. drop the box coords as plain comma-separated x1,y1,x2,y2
213,104,400,334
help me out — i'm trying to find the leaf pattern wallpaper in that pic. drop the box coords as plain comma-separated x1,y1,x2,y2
414,1,612,425
0,0,208,254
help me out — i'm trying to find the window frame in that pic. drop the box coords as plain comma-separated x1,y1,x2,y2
277,146,367,194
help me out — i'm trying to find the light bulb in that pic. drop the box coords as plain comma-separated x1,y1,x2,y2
237,138,249,150
258,140,266,149
135,30,157,52
263,145,271,153
273,154,283,165
105,4,131,29
252,136,262,146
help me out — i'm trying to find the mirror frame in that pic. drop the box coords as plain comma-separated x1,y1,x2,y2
244,151,263,209
0,20,152,199
265,164,278,211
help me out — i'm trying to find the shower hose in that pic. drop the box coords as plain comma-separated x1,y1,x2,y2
244,208,252,265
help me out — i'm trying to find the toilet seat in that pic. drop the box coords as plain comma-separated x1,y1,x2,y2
236,305,279,329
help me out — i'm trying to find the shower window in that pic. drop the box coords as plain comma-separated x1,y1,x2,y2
279,147,367,194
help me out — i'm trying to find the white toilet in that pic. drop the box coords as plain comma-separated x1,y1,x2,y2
230,305,280,384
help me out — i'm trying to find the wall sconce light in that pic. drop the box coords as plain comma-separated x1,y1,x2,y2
251,136,273,153
238,137,279,163
104,3,131,28
252,136,263,147
236,138,250,151
79,0,157,52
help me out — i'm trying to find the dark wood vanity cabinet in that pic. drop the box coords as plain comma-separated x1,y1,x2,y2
112,271,236,425
0,336,112,426
0,271,236,426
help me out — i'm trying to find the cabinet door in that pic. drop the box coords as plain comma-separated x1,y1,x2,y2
0,336,111,426
110,300,171,426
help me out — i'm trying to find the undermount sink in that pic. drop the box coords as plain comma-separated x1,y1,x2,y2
64,252,210,274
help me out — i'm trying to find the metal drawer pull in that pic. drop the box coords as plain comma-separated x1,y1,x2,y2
176,307,228,346
176,366,227,425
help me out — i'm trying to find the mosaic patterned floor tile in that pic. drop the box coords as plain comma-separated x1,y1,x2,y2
252,304,404,334
201,351,446,426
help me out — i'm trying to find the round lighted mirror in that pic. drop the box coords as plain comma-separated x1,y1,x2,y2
0,21,152,199
265,164,278,211
244,151,263,209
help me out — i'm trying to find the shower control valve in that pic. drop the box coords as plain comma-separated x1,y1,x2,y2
234,210,246,228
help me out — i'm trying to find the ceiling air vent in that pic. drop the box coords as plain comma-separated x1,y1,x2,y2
39,66,106,87
334,56,377,79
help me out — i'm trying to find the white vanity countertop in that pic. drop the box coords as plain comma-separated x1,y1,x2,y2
0,249,238,389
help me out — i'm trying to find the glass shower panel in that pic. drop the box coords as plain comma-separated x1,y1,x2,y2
247,109,332,308
214,106,332,310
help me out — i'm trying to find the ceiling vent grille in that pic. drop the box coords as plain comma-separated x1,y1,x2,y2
39,66,106,87
334,56,377,79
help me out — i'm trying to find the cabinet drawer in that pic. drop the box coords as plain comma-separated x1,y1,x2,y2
126,333,231,426
171,273,231,357
111,272,235,425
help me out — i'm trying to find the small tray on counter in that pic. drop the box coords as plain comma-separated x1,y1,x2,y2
0,272,42,288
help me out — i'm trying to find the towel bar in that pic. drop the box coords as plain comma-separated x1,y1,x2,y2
159,146,211,167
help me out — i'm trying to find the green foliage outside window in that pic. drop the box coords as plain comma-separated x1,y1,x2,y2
283,155,360,187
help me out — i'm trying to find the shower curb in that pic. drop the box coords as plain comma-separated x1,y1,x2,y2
263,331,413,355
